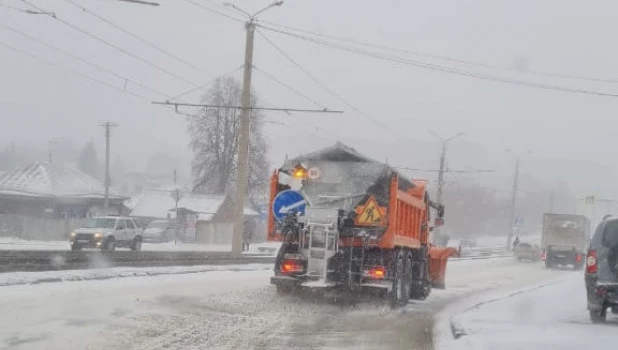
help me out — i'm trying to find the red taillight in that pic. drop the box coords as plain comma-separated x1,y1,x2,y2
364,266,386,279
281,259,303,273
541,250,547,261
586,250,597,274
576,254,583,264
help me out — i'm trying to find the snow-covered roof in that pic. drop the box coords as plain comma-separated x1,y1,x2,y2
0,162,122,199
129,190,258,220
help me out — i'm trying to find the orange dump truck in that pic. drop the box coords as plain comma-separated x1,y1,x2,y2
268,143,457,305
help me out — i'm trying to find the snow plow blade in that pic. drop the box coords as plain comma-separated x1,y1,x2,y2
429,246,458,289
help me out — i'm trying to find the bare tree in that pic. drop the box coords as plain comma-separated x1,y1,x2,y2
77,140,101,179
188,77,268,199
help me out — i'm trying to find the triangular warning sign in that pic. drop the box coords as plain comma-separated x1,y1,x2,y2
354,196,386,226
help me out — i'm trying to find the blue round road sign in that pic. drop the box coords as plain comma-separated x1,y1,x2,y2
272,190,307,221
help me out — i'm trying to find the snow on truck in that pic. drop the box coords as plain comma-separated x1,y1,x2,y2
542,213,590,269
267,143,457,305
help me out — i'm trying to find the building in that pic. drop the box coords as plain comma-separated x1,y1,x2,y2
0,162,125,239
129,190,259,244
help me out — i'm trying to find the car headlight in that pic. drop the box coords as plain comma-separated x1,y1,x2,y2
70,232,76,237
94,233,103,238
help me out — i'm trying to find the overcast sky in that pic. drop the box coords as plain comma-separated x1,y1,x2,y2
1,0,618,205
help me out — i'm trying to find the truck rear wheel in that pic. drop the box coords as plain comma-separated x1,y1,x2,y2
390,251,411,307
590,309,607,323
545,254,553,268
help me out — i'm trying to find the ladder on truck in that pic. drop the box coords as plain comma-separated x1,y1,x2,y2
344,236,366,286
303,219,338,286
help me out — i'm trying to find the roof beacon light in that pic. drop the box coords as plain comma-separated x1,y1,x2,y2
292,163,307,179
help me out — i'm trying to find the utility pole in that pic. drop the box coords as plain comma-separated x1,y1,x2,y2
428,130,464,206
226,1,283,257
506,149,532,249
100,122,117,214
47,140,60,163
427,129,463,246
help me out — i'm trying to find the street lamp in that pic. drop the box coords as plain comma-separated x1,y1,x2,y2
505,148,533,249
223,1,283,20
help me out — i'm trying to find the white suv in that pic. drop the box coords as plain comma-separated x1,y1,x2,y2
70,216,143,252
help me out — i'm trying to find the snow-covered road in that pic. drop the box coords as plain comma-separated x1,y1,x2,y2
440,270,617,350
1,258,565,350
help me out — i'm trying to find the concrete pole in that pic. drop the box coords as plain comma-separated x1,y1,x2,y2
102,122,116,214
436,143,447,205
231,20,256,257
507,156,520,249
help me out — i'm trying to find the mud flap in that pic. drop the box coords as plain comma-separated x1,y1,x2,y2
428,246,458,289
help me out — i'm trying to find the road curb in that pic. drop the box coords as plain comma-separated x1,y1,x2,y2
0,264,273,288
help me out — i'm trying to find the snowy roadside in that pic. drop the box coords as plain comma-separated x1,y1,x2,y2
433,264,573,350
0,263,272,287
0,237,281,253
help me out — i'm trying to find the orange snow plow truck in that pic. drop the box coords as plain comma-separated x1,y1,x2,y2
268,143,457,305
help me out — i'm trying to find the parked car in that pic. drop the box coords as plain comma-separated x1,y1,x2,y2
143,220,176,243
514,242,540,261
70,216,143,252
585,218,618,323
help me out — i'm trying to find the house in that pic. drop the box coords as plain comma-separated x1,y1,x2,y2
129,190,259,244
0,162,125,239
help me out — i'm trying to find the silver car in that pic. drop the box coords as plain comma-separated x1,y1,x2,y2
142,220,176,243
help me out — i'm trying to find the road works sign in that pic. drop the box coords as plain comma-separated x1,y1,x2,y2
354,196,386,226
272,190,307,221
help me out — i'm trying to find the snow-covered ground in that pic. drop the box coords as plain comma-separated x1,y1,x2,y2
436,272,615,350
0,237,281,254
0,257,566,349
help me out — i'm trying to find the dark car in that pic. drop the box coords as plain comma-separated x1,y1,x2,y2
585,218,618,323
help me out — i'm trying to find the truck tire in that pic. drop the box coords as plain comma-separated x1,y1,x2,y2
545,253,552,268
590,309,607,323
410,249,431,300
390,251,411,307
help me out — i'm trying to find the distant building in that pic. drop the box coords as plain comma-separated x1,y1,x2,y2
0,162,125,239
129,190,258,244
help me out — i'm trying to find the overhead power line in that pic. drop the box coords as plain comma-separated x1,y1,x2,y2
180,0,245,24
258,24,618,98
394,166,494,173
167,64,244,101
2,25,168,98
253,65,327,109
0,40,149,101
152,101,343,113
259,19,618,85
257,30,421,142
19,0,201,88
65,0,213,78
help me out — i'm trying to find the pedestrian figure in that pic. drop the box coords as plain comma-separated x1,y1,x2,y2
243,218,254,252
513,236,520,250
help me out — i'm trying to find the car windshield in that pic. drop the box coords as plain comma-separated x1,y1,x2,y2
81,218,116,229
